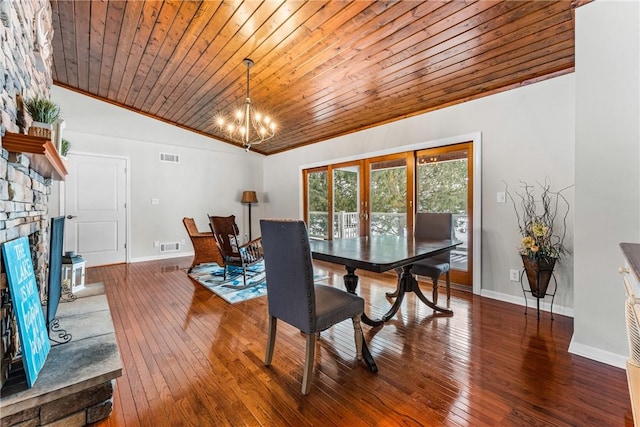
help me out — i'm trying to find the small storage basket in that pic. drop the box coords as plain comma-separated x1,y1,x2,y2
28,126,52,139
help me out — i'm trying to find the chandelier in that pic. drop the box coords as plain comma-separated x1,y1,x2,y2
215,58,276,151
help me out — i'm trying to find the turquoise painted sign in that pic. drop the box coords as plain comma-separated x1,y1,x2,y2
2,237,51,387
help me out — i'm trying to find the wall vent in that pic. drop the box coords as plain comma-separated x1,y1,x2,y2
160,242,180,252
160,152,180,163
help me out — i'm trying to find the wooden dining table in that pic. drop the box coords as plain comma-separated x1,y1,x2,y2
309,235,461,372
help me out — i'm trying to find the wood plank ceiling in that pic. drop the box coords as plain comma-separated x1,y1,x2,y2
50,1,576,156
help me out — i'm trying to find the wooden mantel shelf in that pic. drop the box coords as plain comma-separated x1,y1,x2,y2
1,131,68,180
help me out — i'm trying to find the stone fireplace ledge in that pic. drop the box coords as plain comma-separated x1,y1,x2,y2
0,283,122,425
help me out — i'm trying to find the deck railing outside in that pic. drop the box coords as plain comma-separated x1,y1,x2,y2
309,211,469,271
309,211,407,239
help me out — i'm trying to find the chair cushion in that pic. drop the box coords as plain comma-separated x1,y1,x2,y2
314,285,364,332
411,258,450,279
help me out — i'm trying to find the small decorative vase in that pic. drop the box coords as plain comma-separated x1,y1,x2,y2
521,255,556,298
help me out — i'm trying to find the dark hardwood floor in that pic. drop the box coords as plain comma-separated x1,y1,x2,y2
89,257,632,426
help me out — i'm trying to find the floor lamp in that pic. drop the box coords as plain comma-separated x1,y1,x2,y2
241,191,258,240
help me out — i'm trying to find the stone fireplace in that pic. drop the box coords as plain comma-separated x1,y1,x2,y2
1,150,51,377
0,0,55,391
1,2,121,426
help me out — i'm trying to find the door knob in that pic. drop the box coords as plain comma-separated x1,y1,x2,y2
66,215,77,219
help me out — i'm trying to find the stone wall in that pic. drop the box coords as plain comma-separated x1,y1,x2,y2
0,0,53,134
0,150,50,385
3,380,115,426
0,4,118,426
0,0,54,388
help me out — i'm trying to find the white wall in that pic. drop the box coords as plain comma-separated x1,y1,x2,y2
51,86,264,262
571,1,640,367
263,74,576,311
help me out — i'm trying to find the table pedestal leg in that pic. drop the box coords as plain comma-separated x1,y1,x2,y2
382,265,453,322
343,266,379,373
385,273,401,298
343,267,384,328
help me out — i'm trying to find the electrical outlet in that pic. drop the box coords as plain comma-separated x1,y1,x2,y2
510,269,520,282
153,240,159,248
497,192,506,203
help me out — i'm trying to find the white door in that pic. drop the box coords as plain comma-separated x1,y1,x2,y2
64,153,127,266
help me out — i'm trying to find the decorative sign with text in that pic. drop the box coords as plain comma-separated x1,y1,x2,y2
2,237,51,387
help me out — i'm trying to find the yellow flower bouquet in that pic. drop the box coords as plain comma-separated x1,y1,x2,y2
506,179,571,263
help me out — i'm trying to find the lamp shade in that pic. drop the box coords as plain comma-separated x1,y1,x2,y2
241,191,258,204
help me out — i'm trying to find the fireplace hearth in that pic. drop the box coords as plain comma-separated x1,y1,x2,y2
0,283,121,426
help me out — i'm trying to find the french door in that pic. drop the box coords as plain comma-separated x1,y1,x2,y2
365,153,413,237
303,143,473,287
304,167,330,239
303,161,365,240
332,161,365,238
415,143,472,286
304,153,413,239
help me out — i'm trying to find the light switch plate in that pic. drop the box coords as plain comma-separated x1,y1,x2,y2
497,192,506,203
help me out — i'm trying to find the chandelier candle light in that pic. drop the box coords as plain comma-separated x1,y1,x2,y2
216,58,276,152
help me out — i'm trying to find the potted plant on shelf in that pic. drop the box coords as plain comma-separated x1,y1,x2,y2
60,138,71,157
506,179,571,297
24,96,60,139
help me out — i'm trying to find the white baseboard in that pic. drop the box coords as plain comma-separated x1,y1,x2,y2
130,251,193,263
480,289,574,318
480,289,628,369
568,338,628,369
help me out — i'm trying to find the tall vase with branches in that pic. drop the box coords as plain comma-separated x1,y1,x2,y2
505,179,572,297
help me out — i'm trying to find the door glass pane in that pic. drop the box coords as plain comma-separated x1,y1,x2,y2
333,166,360,239
416,150,468,272
369,159,407,236
307,170,329,239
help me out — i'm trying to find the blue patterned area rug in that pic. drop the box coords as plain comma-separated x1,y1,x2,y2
188,262,267,304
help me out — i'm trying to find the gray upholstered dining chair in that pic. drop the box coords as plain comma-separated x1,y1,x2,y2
260,219,364,395
391,212,454,306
